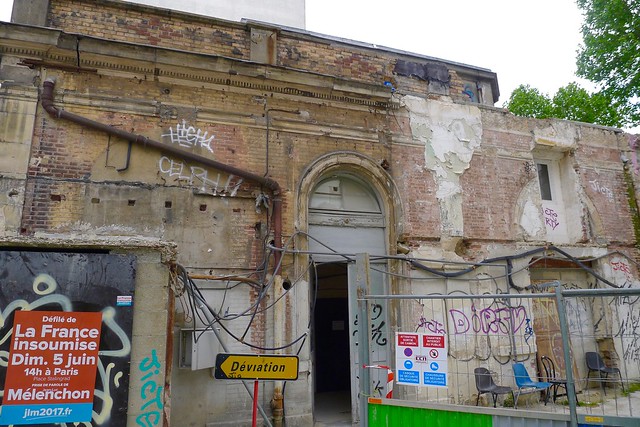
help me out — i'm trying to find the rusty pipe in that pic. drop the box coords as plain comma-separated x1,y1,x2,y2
41,77,283,272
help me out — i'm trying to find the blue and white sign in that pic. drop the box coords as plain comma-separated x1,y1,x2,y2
395,332,448,388
398,370,420,384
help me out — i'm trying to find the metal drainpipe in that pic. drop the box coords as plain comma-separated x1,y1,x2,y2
41,77,283,273
271,275,285,427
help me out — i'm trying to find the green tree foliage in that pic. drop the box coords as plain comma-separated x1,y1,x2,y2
504,85,554,119
504,83,624,127
552,83,623,127
576,0,640,126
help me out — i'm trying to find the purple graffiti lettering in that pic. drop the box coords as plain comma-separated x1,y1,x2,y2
543,207,560,230
449,309,470,334
415,316,445,334
448,306,528,335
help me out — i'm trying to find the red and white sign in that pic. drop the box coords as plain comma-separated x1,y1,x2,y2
423,334,445,348
396,332,448,388
1,311,102,424
397,333,419,347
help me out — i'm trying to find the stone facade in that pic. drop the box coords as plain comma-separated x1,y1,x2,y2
1,1,639,426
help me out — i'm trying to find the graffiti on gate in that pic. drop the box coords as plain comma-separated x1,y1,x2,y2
523,318,534,343
373,380,384,396
611,282,640,362
415,316,445,334
410,296,534,363
352,303,388,346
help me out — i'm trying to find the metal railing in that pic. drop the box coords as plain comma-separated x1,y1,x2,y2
356,266,640,427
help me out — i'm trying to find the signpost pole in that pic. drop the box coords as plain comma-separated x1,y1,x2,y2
252,380,259,427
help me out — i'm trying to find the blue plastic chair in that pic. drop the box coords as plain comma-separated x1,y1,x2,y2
512,362,552,408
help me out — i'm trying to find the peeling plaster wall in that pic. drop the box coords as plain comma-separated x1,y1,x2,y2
403,96,482,244
532,125,579,243
2,2,640,421
517,180,546,240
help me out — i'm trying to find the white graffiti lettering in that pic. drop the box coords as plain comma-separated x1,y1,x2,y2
589,179,614,201
158,156,243,196
162,120,215,153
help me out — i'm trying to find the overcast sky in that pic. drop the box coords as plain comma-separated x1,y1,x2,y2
306,0,594,106
0,0,597,107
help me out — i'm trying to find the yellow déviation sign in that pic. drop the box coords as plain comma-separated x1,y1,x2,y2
214,353,299,380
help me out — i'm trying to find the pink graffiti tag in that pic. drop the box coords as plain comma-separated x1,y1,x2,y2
611,261,633,280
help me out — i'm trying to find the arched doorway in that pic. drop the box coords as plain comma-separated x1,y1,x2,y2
308,174,388,424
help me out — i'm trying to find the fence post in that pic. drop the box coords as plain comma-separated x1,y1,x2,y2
355,253,371,427
554,281,578,427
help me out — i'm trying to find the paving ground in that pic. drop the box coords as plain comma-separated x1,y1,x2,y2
313,391,352,426
509,386,640,419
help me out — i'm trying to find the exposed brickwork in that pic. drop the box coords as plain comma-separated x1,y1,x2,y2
48,0,249,58
21,115,98,233
277,38,393,84
3,4,640,426
46,0,482,100
390,143,440,240
449,71,465,102
581,166,634,243
461,154,524,240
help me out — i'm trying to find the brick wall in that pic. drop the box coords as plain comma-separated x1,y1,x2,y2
48,0,249,58
46,0,481,100
463,154,528,240
20,68,638,254
4,4,640,426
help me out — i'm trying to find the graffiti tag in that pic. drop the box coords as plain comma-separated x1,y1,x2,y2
162,120,214,153
136,349,164,427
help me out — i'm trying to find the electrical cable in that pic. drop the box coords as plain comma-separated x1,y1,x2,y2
178,224,636,411
178,264,309,351
237,232,301,339
274,229,627,289
247,258,315,315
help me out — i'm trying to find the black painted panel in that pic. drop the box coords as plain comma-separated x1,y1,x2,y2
0,251,136,427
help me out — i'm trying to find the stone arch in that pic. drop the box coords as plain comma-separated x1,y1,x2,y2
296,151,403,254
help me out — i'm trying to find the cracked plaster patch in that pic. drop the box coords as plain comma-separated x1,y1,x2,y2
403,95,482,237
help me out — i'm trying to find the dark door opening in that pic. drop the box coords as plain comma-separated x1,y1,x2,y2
313,262,352,422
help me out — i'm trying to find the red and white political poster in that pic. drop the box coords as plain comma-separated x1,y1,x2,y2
1,311,102,425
